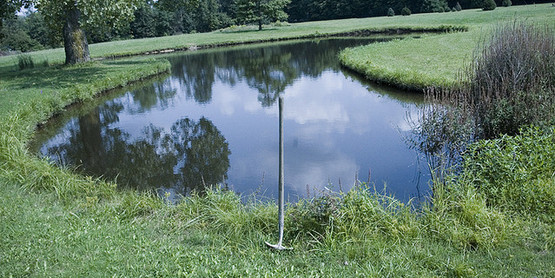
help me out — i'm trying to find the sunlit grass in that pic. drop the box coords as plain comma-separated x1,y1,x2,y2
2,4,551,73
339,4,555,90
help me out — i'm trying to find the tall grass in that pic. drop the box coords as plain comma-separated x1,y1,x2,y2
464,21,555,139
413,21,554,172
17,54,34,70
412,21,555,223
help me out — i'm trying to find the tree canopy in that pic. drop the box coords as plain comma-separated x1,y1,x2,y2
233,0,290,30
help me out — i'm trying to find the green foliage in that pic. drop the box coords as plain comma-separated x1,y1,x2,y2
16,54,33,69
421,0,449,13
233,0,291,30
423,181,510,250
401,7,411,16
462,127,555,222
455,2,462,11
0,0,32,22
501,0,512,7
36,0,142,39
0,17,43,52
335,185,420,241
482,0,496,11
387,7,395,16
286,190,342,239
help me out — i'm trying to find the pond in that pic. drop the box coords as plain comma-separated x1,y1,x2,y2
30,37,431,202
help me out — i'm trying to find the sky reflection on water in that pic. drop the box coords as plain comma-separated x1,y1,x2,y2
31,38,431,202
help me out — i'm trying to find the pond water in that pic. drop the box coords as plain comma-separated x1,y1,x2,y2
30,37,431,202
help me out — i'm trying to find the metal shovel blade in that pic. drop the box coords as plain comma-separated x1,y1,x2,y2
265,241,292,250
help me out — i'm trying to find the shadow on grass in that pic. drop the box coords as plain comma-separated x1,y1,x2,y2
2,59,158,92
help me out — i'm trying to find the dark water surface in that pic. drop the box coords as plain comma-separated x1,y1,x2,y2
30,38,431,202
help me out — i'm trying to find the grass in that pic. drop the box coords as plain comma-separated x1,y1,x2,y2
1,4,554,277
339,4,555,91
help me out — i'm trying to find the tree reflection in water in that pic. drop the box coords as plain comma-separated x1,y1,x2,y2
43,104,230,196
33,38,430,201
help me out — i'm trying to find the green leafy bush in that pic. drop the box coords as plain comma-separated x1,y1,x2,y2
501,0,512,7
462,127,555,222
455,2,462,11
401,7,411,16
482,0,496,11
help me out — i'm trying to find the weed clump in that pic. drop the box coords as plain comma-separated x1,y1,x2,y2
465,22,554,138
417,22,554,143
17,54,34,70
462,127,555,222
423,181,509,250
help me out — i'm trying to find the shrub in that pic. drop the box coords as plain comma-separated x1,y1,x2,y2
421,0,449,13
501,0,512,7
482,0,496,11
455,2,462,11
387,7,395,17
401,7,412,16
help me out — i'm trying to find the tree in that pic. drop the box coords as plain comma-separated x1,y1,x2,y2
421,0,448,13
501,0,512,7
36,0,141,64
0,0,32,39
387,7,395,16
0,17,43,52
482,0,496,11
233,0,290,31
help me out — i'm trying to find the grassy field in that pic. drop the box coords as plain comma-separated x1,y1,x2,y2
339,4,555,90
1,4,554,277
0,4,551,72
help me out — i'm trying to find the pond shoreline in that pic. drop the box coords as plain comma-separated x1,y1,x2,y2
106,26,468,59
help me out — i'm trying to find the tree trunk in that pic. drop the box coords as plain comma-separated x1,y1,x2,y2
257,0,263,31
63,4,90,64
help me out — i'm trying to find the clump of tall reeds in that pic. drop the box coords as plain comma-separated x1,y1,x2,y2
17,54,34,70
413,21,554,169
412,21,555,220
464,21,554,139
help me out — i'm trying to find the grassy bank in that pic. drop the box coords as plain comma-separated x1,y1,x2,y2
339,4,555,91
1,4,554,277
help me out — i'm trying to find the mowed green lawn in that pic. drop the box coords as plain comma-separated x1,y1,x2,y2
338,4,555,90
1,3,553,75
